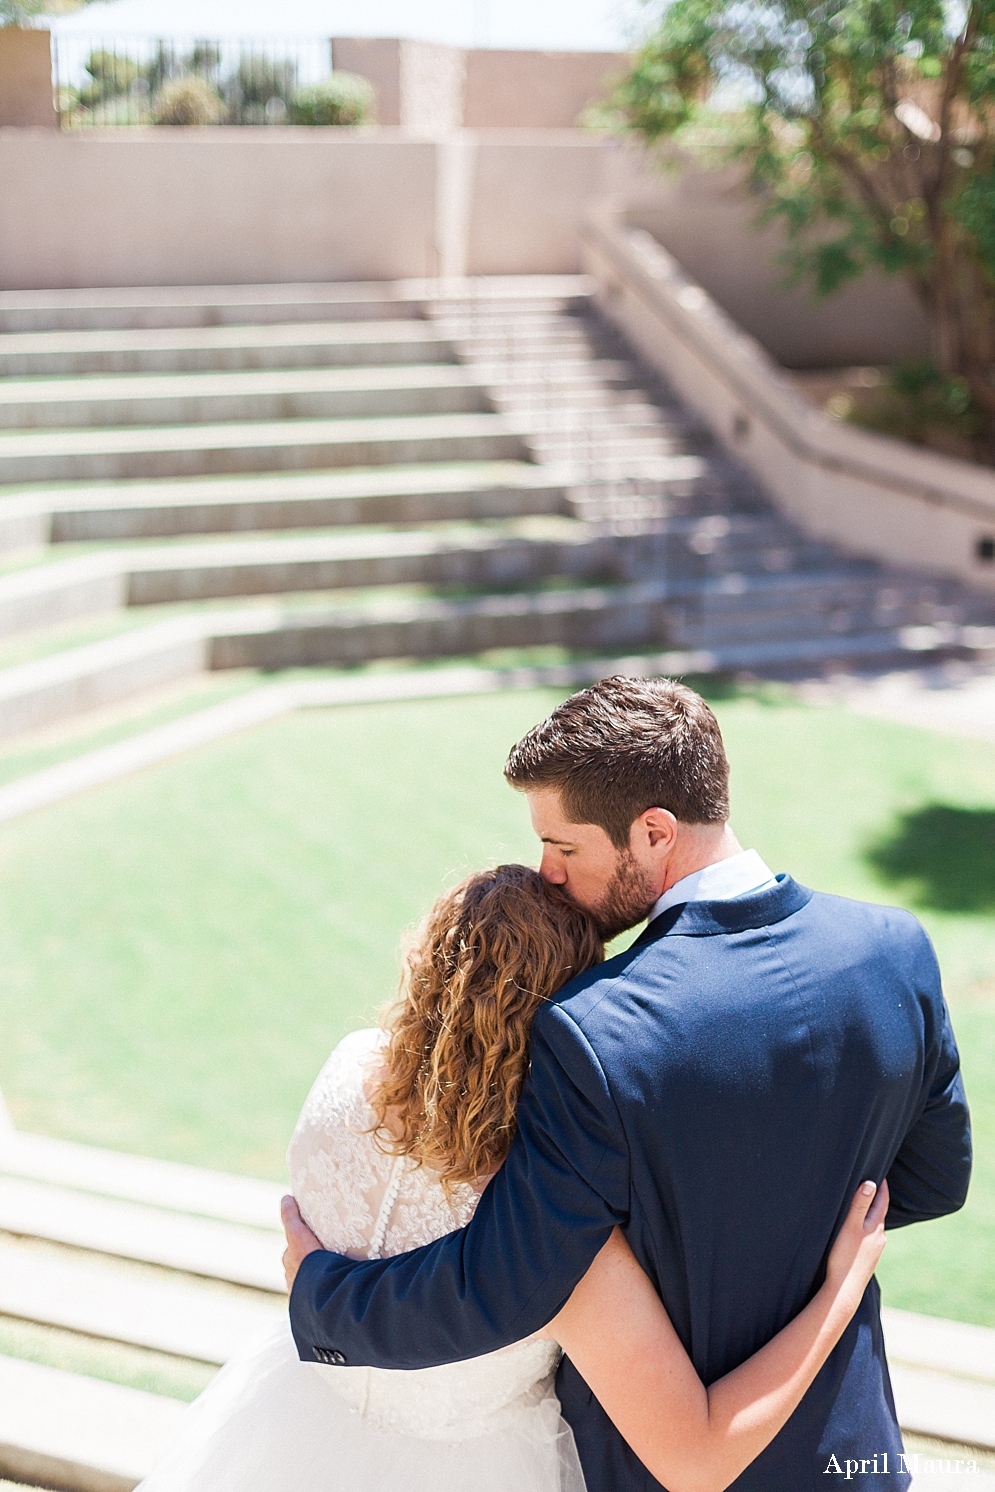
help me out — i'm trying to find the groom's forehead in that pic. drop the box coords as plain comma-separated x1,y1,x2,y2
526,792,600,844
526,788,571,828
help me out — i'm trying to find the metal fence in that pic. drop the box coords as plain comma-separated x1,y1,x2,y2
52,35,335,128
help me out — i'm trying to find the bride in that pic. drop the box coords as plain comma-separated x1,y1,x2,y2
137,863,888,1492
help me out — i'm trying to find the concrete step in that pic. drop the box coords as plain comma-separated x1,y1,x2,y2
0,462,570,551
529,436,691,466
0,413,528,485
910,1461,995,1490
203,581,995,673
0,1129,284,1231
0,614,222,742
0,283,427,336
529,429,686,455
0,1237,283,1363
0,1354,184,1492
0,320,456,379
0,365,493,432
2,576,992,742
0,522,626,633
0,454,744,555
666,573,995,646
890,1365,995,1450
883,1308,995,1385
502,407,681,438
451,334,597,358
462,359,633,387
0,517,864,637
495,393,662,423
0,1175,285,1291
883,1307,995,1453
0,274,590,334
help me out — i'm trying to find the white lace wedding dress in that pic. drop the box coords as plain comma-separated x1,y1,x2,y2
137,1028,586,1492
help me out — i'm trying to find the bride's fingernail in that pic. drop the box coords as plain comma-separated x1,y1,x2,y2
861,1181,876,1195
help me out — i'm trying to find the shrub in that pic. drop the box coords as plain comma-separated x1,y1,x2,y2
228,54,297,124
152,75,225,127
841,363,990,465
77,49,143,108
289,73,375,127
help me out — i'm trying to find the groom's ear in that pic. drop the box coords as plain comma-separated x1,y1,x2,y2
636,808,679,855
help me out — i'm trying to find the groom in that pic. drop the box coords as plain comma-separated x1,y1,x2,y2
283,676,971,1491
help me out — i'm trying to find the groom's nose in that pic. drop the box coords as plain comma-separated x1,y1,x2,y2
539,847,568,884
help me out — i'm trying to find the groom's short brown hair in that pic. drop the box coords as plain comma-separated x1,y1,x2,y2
504,676,730,849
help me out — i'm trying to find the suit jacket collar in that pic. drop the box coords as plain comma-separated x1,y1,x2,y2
632,874,813,946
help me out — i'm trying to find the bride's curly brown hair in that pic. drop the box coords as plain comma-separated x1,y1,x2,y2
369,864,604,1191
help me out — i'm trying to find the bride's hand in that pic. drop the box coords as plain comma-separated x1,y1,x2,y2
822,1178,889,1313
282,1195,323,1292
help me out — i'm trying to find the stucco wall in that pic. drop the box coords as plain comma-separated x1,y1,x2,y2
0,29,56,129
330,38,467,134
0,129,658,289
329,39,627,131
0,129,442,288
629,166,931,368
463,50,627,128
330,38,403,125
466,133,630,276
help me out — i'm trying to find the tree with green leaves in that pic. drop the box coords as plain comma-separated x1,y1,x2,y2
610,1,995,436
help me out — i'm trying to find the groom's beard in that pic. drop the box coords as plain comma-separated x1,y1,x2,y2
589,851,659,941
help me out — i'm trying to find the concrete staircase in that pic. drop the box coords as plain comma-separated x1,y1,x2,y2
2,275,995,748
0,1117,285,1490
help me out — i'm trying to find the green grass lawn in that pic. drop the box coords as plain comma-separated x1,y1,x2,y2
0,684,991,1325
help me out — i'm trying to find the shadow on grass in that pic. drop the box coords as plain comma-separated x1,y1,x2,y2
866,804,995,912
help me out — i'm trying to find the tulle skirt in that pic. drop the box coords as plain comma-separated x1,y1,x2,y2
136,1322,587,1492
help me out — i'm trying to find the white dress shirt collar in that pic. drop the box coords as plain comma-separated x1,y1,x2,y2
648,848,777,924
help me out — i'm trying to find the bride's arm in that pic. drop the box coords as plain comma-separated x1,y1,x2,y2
544,1179,888,1492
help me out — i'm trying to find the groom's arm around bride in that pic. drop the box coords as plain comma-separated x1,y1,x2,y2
286,677,971,1492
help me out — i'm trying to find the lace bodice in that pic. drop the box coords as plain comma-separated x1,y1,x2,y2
287,1028,561,1441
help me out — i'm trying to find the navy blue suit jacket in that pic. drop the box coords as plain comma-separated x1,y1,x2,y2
290,878,971,1491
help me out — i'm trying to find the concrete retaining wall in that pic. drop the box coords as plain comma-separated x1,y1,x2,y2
329,38,626,132
463,50,627,128
627,165,931,368
0,129,659,288
0,29,56,129
467,132,627,277
0,129,442,287
582,205,995,589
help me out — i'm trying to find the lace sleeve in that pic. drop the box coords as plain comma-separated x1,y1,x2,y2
287,1027,485,1261
287,1028,397,1259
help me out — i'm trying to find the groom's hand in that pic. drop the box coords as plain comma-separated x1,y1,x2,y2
281,1195,322,1292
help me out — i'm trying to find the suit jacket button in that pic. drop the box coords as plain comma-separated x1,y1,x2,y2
330,1349,347,1365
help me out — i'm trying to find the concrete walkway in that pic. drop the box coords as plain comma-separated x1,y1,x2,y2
798,660,995,742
